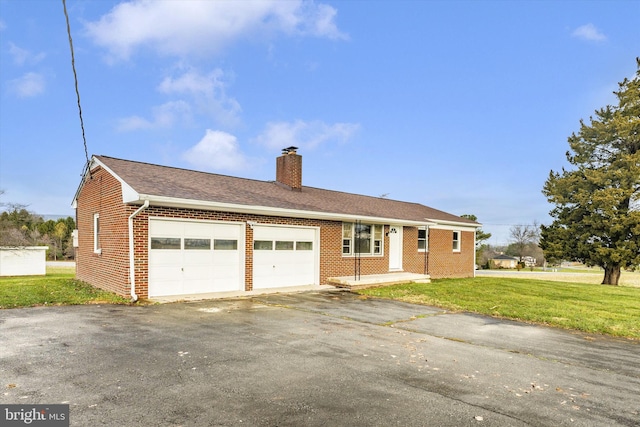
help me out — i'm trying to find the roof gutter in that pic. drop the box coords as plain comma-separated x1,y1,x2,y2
128,200,149,302
132,194,458,228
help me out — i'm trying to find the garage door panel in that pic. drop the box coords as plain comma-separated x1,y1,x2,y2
150,220,183,236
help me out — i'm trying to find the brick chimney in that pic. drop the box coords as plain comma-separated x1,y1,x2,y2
276,146,302,191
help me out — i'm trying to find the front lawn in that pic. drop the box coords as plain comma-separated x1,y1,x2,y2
356,277,640,339
0,267,129,309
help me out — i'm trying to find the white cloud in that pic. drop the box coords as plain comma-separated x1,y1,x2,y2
85,0,346,61
254,120,360,150
116,101,192,131
159,68,241,127
571,23,607,42
8,43,46,66
7,72,45,98
183,129,248,171
0,19,6,31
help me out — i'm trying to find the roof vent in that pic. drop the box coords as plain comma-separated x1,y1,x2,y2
282,146,298,155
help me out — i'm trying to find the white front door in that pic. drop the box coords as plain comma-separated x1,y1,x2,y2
388,225,403,271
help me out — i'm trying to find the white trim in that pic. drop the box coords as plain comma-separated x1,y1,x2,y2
473,229,477,277
388,225,403,271
418,226,429,253
89,158,138,203
452,230,461,253
429,223,477,233
138,194,439,227
93,213,101,254
341,222,385,258
429,218,482,228
252,224,320,289
147,217,246,296
128,200,149,301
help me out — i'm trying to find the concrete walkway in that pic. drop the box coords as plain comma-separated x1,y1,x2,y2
327,272,431,289
149,284,338,303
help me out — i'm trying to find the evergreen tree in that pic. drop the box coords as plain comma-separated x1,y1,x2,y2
461,214,492,264
540,59,640,285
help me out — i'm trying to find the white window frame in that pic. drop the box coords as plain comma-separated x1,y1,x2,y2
452,230,461,252
342,222,383,257
93,213,102,254
418,227,428,252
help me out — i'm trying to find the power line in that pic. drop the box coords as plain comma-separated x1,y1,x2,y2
62,0,91,178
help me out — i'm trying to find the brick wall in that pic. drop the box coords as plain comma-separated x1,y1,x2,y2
275,152,302,190
75,167,133,297
402,227,430,275
76,168,475,298
426,228,475,278
131,209,393,294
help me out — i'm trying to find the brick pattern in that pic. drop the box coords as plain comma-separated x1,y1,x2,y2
75,167,134,297
426,229,475,278
76,168,475,299
276,152,302,190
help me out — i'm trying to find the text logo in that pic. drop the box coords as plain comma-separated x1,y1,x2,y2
1,405,69,426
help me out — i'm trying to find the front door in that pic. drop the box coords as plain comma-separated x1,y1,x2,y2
388,225,403,271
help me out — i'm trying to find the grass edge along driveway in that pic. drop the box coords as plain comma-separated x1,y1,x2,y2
356,277,640,339
0,268,128,309
2,269,639,340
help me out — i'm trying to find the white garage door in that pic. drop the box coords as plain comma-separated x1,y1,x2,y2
253,225,318,289
148,219,244,297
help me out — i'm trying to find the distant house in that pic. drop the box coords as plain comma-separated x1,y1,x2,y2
491,254,518,269
72,149,480,300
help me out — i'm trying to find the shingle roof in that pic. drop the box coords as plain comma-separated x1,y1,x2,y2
492,254,518,260
93,155,478,226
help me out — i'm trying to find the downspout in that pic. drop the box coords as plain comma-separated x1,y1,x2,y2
473,228,477,278
424,225,429,276
128,200,149,302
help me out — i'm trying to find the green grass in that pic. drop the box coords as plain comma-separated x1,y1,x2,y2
357,277,640,339
0,266,129,309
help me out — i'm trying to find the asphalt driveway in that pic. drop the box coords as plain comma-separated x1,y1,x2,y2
1,290,638,426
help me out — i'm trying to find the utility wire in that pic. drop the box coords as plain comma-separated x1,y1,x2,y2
62,0,91,178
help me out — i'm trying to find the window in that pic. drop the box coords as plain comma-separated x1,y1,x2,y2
254,240,273,250
452,231,461,252
185,238,211,250
296,241,313,250
275,241,294,250
418,228,428,251
151,237,181,249
342,223,352,254
342,222,383,256
214,239,238,250
355,224,372,254
93,213,101,254
373,225,383,254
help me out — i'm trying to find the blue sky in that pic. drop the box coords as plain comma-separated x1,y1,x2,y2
1,0,638,245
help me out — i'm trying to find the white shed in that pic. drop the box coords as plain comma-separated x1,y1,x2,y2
0,247,49,276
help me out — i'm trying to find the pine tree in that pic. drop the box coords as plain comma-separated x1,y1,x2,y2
540,58,640,285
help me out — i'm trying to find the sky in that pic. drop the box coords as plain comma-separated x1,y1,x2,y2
0,0,638,245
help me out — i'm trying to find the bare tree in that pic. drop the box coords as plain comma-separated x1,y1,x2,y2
509,222,540,262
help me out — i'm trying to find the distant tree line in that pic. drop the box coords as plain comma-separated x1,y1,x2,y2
0,197,76,260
